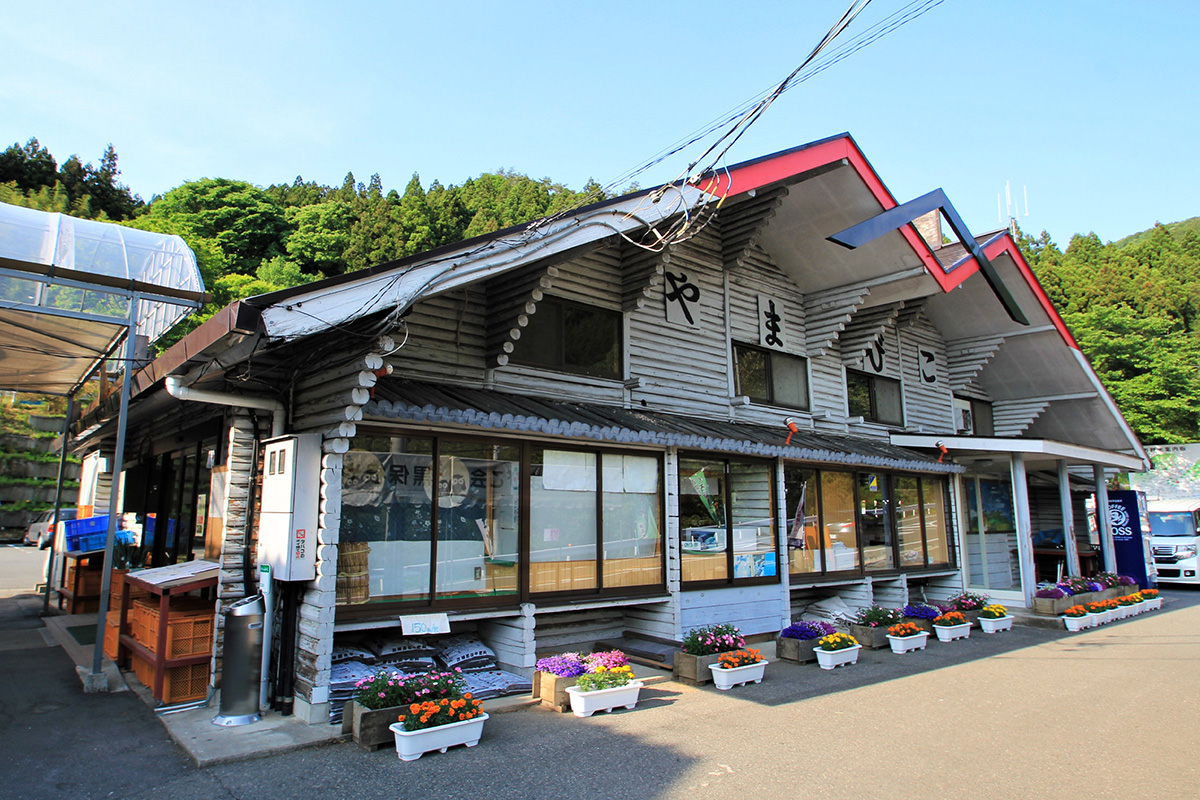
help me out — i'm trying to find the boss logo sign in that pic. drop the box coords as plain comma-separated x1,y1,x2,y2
1108,503,1133,540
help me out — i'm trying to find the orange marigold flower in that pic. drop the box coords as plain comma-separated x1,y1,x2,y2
409,703,421,714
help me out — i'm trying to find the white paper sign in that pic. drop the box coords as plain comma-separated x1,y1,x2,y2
400,613,451,636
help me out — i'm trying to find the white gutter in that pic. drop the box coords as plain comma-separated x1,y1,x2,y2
164,375,285,437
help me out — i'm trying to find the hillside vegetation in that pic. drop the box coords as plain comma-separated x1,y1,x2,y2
1019,219,1200,445
3,137,1195,447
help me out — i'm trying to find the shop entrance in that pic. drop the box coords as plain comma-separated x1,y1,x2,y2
127,440,216,568
961,473,1024,600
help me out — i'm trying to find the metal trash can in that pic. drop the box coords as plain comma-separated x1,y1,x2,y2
213,594,264,727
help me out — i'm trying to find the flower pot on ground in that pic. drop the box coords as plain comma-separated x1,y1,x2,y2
776,620,835,664
1141,589,1162,610
848,605,904,649
1062,605,1089,632
674,624,745,685
537,650,631,711
1085,601,1111,624
388,675,488,761
708,649,767,690
977,604,1014,634
848,624,891,650
566,665,642,717
900,603,940,633
946,591,988,625
932,611,971,642
390,713,489,761
885,622,928,654
349,668,466,751
814,632,861,670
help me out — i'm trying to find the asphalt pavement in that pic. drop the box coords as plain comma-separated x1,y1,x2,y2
2,540,1198,800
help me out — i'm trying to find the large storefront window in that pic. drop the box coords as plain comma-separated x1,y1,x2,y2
822,471,859,572
601,455,662,588
679,456,777,586
339,436,520,605
784,467,823,574
964,476,1020,591
337,435,663,608
922,476,951,566
858,472,895,571
785,464,952,578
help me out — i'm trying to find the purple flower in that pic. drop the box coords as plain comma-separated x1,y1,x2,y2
780,620,836,640
1036,587,1066,599
536,653,588,677
902,604,939,620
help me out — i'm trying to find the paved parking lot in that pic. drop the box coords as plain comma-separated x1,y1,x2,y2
3,544,1197,800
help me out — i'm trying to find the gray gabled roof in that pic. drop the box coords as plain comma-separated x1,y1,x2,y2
366,380,962,474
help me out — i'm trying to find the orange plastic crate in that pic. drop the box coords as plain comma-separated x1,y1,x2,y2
104,610,120,661
131,652,210,704
130,598,214,657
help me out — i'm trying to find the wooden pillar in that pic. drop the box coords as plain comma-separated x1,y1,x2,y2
1057,460,1080,576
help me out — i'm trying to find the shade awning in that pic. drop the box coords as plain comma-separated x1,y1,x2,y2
0,202,206,395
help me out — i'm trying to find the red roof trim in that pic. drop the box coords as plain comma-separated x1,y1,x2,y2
980,235,1079,350
695,134,952,291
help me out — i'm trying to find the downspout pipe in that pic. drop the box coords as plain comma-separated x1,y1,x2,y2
164,375,285,437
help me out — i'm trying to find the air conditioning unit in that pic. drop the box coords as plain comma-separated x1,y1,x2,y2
953,398,974,434
258,433,321,581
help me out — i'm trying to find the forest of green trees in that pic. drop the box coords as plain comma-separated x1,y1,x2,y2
3,137,1197,446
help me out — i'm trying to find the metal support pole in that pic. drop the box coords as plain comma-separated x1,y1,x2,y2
259,564,273,711
42,395,74,614
1011,454,1036,606
1057,460,1080,576
91,324,139,677
1095,464,1117,573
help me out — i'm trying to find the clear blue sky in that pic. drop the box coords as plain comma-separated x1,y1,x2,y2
3,1,1196,246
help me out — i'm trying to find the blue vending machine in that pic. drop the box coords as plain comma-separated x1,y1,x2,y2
1106,490,1158,589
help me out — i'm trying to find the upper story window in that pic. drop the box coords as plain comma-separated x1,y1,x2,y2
514,298,622,379
954,396,995,436
733,343,809,410
847,369,903,426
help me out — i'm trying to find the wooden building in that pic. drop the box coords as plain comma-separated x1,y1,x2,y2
74,133,1147,723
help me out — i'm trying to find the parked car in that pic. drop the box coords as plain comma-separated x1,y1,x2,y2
23,507,78,548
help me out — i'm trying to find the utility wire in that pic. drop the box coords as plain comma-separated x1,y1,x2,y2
272,0,946,339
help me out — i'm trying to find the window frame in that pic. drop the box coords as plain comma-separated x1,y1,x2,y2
510,296,624,380
784,464,955,580
846,369,904,426
678,453,780,589
732,342,810,411
335,430,667,619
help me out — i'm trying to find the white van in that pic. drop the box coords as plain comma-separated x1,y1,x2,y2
1149,498,1200,584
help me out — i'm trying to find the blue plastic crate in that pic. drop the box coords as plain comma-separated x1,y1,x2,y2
71,532,109,552
64,516,111,551
63,515,108,538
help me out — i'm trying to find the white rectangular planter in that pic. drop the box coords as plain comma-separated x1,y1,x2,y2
978,615,1014,634
389,713,489,762
565,680,644,717
1063,615,1089,632
933,623,971,642
813,644,862,670
708,660,768,690
1145,597,1162,611
885,632,928,654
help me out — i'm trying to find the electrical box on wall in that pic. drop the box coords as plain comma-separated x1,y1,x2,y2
258,433,321,581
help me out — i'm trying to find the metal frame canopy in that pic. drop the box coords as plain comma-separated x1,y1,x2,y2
0,201,204,683
0,201,205,395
